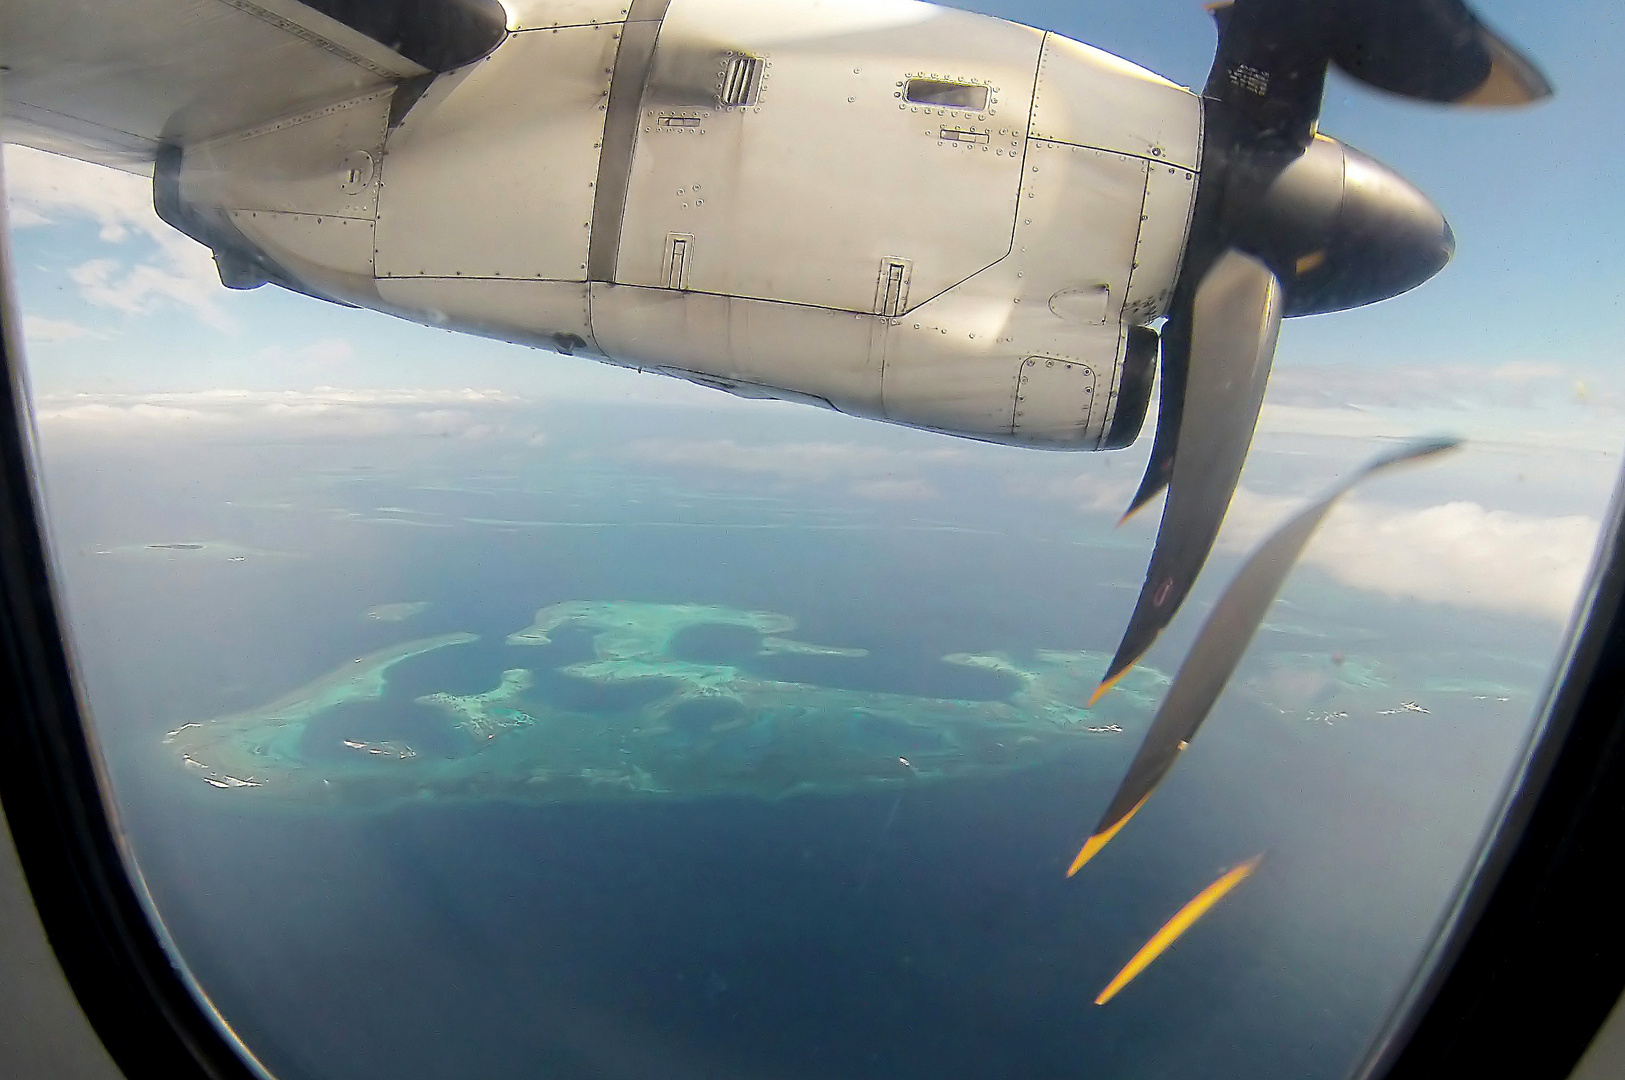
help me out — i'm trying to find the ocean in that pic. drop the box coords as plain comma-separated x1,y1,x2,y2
34,402,1561,1080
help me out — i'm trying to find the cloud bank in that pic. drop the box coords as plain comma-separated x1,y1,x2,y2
622,437,968,501
1219,487,1599,624
1018,456,1601,623
5,145,231,329
34,387,541,443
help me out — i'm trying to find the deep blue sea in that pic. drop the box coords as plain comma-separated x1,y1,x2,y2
35,405,1562,1080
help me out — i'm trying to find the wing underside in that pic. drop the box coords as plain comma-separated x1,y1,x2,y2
0,0,505,172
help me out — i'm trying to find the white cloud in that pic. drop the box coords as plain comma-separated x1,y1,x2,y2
249,338,358,376
850,478,938,501
1009,447,1602,622
1012,468,1142,515
1265,359,1603,412
4,147,155,239
1220,487,1598,623
623,438,966,483
8,205,51,228
4,146,232,329
41,387,516,409
70,251,233,331
1254,359,1625,456
33,387,537,442
21,316,101,343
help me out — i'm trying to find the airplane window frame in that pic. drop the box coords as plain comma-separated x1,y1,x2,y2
1,42,1622,1080
0,240,263,1078
1361,481,1625,1078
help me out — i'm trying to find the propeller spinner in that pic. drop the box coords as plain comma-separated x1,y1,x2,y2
1092,0,1550,705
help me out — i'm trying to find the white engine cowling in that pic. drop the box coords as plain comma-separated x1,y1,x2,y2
156,0,1200,449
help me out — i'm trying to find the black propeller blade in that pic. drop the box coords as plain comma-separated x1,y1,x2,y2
1094,250,1282,702
1119,315,1186,523
1095,0,1549,703
1206,0,1551,145
1324,0,1553,107
1069,436,1461,875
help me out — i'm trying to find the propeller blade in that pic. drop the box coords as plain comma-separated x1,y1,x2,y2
1452,25,1555,107
1328,0,1553,107
1120,316,1187,522
1093,853,1265,1004
1207,0,1550,129
1067,436,1460,876
1204,0,1550,150
1093,249,1283,704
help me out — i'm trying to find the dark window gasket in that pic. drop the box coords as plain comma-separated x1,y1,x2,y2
0,222,262,1078
1360,476,1625,1079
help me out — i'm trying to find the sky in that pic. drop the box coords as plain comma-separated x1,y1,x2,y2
3,0,1622,629
4,9,1623,1072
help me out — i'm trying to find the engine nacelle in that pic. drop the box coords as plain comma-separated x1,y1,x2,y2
156,0,1202,450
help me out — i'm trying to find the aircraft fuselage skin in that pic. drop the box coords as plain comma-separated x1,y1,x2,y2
167,0,1209,448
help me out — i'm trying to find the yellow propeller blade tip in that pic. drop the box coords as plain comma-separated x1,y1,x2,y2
1117,487,1166,527
1093,853,1265,1005
1064,794,1151,878
1087,661,1136,708
1066,834,1109,878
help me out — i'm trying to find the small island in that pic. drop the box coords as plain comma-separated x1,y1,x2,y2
169,600,1495,808
98,539,298,561
167,602,1161,805
364,601,432,623
166,633,478,787
418,669,537,741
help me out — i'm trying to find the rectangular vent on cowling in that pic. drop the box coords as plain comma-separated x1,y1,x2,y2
720,55,763,107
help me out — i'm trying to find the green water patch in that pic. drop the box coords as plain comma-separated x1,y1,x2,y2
1243,647,1542,726
364,601,431,623
668,623,765,666
166,633,477,789
664,697,746,739
299,699,468,764
668,620,1021,702
162,602,1156,805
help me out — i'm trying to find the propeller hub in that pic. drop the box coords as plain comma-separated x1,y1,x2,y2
1263,139,1456,317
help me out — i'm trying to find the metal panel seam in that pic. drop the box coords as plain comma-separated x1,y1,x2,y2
215,0,400,79
508,22,635,34
408,275,609,284
1027,135,1197,171
887,29,1045,320
217,87,394,144
586,0,672,283
996,33,1047,437
998,32,1046,267
1155,102,1205,311
226,208,374,223
1095,167,1152,448
589,283,892,320
5,101,145,145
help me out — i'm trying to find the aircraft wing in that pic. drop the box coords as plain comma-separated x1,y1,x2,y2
0,0,508,173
